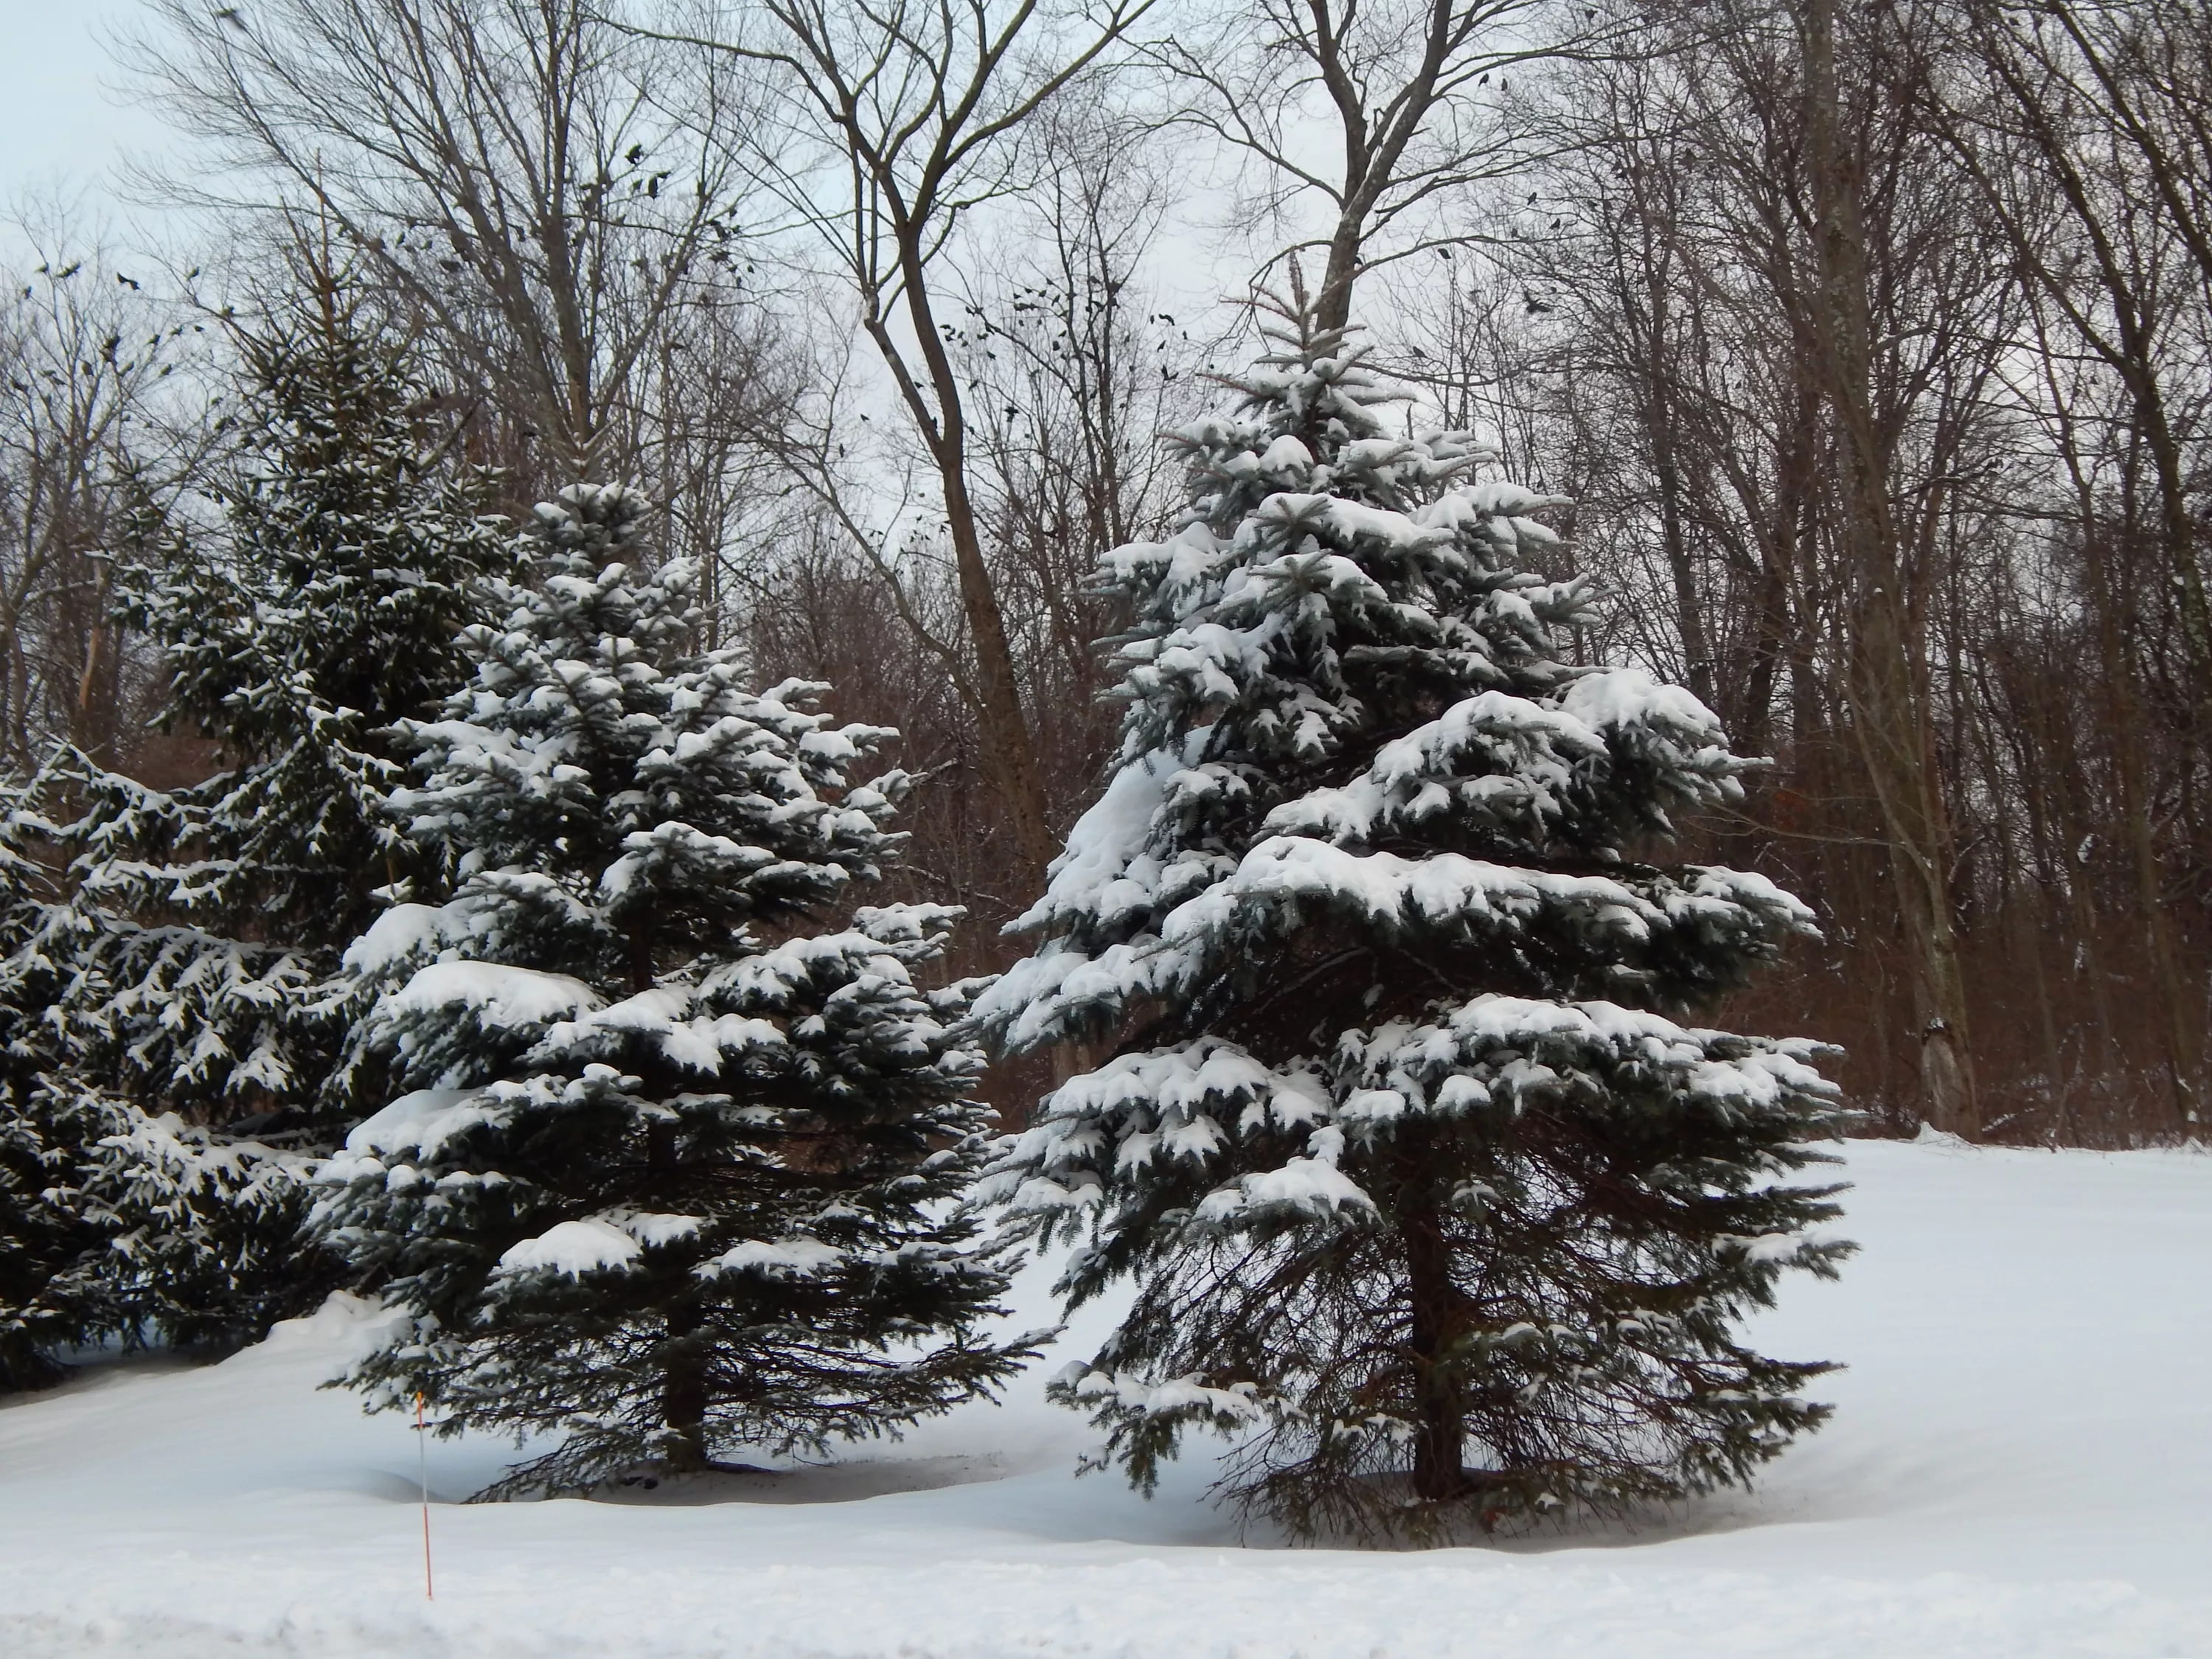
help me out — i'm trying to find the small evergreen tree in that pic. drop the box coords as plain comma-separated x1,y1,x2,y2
974,310,1851,1542
315,483,1031,1498
0,268,510,1361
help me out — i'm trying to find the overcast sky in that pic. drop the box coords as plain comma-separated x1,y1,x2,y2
3,0,177,230
0,0,1275,348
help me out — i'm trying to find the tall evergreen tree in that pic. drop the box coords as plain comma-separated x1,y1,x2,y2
0,770,113,1388
973,310,1851,1542
0,266,511,1365
314,483,1031,1497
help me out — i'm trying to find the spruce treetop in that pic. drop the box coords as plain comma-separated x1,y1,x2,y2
382,481,905,957
147,285,507,784
978,310,1809,1056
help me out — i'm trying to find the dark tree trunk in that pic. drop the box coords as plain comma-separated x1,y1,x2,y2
1800,0,1978,1135
1404,1208,1468,1502
647,1110,706,1470
662,1300,709,1474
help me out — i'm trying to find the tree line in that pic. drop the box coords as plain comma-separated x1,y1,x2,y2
4,0,2205,1145
0,256,1853,1537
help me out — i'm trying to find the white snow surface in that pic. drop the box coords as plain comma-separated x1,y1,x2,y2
342,1088,488,1161
493,1217,644,1279
1559,665,1726,738
4,1138,2211,1658
383,960,603,1028
695,1236,846,1279
341,902,487,976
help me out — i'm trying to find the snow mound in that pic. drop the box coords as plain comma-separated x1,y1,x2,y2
494,1218,644,1278
384,961,602,1027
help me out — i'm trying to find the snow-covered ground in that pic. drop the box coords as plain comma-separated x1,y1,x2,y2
4,1136,2209,1658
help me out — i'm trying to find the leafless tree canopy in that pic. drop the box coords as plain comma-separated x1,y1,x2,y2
4,0,2206,1138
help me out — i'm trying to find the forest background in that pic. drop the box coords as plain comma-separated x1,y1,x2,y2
4,0,2206,1149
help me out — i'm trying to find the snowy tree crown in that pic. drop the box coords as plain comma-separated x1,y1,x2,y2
973,312,1797,1057
383,480,908,968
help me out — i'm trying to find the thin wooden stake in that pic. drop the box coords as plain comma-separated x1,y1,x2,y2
417,1391,434,1601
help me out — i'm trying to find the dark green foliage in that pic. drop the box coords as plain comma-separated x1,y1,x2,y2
0,789,111,1388
314,484,1034,1498
975,310,1852,1543
0,274,512,1375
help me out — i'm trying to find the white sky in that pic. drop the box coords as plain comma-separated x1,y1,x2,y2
1,0,175,231
0,1,1370,368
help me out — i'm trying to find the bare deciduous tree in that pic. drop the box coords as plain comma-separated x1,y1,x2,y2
1798,0,1979,1133
665,0,1164,888
130,0,754,487
1166,0,1604,331
0,226,198,771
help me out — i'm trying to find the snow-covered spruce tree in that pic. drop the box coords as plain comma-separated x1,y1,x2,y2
0,274,510,1351
314,483,1030,1498
0,770,118,1389
972,310,1851,1542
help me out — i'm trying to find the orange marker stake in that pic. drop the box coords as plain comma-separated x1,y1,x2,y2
416,1391,435,1601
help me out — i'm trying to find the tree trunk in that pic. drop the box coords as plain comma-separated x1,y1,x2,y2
1648,366,1713,709
1314,212,1366,337
1799,0,1978,1135
661,1299,709,1474
1403,1208,1467,1502
647,1107,706,1470
939,458,1060,883
873,232,1060,891
2079,522,2201,1132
